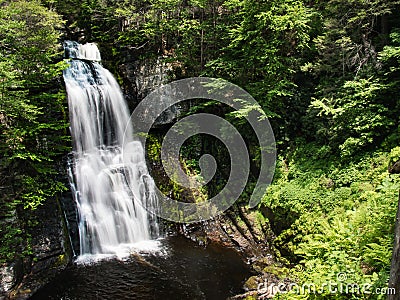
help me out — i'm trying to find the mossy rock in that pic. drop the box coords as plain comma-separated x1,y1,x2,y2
244,276,260,290
262,265,290,279
54,254,68,268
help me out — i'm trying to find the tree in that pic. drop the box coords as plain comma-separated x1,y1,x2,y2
304,0,400,155
205,0,314,143
0,0,69,262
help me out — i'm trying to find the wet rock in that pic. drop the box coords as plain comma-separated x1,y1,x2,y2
2,198,71,300
203,207,275,258
175,205,293,300
0,260,23,298
119,57,182,126
244,275,261,290
230,269,291,299
389,159,400,174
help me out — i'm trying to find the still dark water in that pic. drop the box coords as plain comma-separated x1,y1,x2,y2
31,236,251,300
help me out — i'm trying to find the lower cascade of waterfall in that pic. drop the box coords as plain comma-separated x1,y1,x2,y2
63,41,160,258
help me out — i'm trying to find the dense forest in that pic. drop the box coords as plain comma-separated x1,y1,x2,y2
1,0,400,298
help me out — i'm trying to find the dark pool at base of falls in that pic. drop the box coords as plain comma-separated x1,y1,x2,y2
30,235,251,300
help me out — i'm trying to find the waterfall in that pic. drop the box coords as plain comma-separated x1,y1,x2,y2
63,41,159,257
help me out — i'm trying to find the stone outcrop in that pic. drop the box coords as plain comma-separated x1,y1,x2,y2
119,56,182,126
0,198,70,300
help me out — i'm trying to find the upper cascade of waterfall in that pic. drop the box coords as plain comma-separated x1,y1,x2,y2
64,40,101,61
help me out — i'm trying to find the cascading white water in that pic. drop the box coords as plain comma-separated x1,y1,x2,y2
63,41,159,256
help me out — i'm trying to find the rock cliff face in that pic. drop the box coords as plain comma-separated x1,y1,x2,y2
118,56,182,126
0,198,70,300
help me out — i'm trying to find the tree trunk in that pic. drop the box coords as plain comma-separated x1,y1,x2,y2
388,161,400,299
389,191,400,299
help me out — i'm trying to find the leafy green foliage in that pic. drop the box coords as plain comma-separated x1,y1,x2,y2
205,0,315,142
262,143,399,298
303,0,400,155
145,133,208,206
309,77,393,156
0,1,399,297
0,0,69,262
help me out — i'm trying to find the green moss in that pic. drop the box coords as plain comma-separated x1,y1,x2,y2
55,254,68,267
145,132,208,204
244,276,260,290
262,265,290,279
